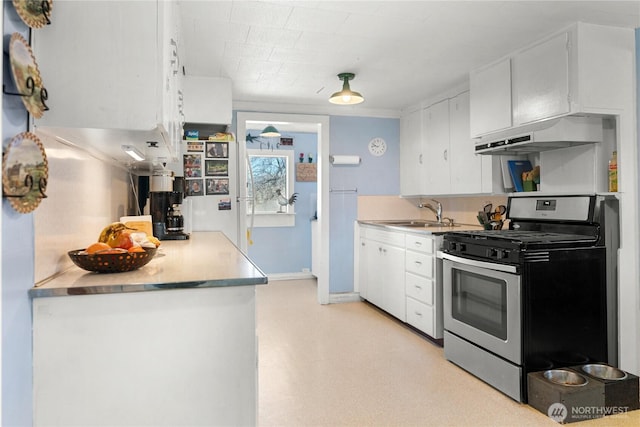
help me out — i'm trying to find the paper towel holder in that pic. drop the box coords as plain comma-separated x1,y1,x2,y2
329,155,361,165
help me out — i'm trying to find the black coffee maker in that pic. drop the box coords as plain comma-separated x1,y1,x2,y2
150,190,189,240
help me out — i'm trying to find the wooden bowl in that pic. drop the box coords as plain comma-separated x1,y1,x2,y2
68,247,157,273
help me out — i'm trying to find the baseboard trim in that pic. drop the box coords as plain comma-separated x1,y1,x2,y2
267,272,316,281
328,292,362,304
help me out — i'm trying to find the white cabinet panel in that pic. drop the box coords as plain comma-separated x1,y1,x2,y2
423,99,451,194
513,32,570,125
469,58,512,137
406,297,435,336
360,227,406,322
405,251,433,279
405,272,433,305
405,234,434,255
449,91,485,194
400,109,426,196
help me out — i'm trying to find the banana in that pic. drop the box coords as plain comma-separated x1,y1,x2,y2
98,222,128,246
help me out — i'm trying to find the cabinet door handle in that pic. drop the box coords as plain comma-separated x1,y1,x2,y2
413,241,422,246
415,311,423,317
414,261,422,266
419,154,423,164
415,285,422,290
443,149,448,161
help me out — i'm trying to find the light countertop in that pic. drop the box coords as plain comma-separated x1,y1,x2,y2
30,232,267,298
358,220,484,235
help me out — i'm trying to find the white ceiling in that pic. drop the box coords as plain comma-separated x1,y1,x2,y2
179,0,640,115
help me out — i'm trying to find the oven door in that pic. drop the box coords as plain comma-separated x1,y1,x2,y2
443,253,522,364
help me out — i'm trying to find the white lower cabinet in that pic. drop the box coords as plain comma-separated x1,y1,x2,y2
357,225,443,340
404,233,442,339
360,226,406,321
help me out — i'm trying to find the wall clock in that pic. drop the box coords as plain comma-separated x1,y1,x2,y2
368,137,387,157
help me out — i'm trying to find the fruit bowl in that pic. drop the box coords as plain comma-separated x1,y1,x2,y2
68,247,157,273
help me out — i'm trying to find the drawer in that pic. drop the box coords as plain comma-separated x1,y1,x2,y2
406,297,434,336
363,226,405,246
405,251,434,278
405,234,434,254
405,272,433,305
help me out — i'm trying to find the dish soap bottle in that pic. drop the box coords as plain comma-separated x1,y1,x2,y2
608,151,618,192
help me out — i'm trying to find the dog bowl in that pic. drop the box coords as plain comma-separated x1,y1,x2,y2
544,369,589,387
581,364,628,380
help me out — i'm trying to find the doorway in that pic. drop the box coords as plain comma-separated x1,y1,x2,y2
236,112,330,304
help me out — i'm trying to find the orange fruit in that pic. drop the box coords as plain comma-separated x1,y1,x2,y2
128,246,145,253
86,242,111,254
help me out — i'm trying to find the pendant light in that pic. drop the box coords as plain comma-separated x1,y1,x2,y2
329,72,364,105
260,125,281,137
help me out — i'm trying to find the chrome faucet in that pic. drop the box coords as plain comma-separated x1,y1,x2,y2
418,199,443,223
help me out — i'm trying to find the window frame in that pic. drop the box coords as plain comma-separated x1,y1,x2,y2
247,148,295,227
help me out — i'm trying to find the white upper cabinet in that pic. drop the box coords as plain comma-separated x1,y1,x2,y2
469,59,512,137
512,32,569,125
400,108,426,196
423,99,451,195
32,0,182,162
449,92,485,194
400,91,501,196
470,22,633,139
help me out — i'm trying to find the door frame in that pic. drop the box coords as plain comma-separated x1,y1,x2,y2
236,112,330,304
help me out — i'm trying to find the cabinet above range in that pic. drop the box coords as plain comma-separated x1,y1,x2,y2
470,22,634,152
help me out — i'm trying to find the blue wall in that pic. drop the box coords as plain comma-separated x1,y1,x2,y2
246,131,318,274
2,4,34,425
329,116,400,293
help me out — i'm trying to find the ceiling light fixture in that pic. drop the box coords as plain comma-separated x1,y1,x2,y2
260,125,281,137
122,145,145,162
329,72,364,105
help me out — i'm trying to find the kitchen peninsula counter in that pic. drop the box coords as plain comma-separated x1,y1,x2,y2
31,231,264,426
30,231,267,298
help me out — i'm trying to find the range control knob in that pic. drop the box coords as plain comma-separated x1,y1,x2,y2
449,242,457,251
497,249,509,260
458,243,466,252
486,248,498,258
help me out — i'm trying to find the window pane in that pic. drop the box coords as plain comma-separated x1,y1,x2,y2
248,155,289,213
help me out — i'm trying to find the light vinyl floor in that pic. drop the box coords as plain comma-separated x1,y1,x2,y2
257,279,640,427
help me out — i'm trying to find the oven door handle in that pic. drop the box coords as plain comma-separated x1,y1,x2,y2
442,253,518,274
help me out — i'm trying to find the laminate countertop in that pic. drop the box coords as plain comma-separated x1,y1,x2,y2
30,232,267,298
358,220,485,235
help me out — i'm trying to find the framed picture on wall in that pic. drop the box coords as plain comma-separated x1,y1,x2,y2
205,159,228,176
206,141,228,158
186,179,204,196
183,154,202,178
206,178,229,195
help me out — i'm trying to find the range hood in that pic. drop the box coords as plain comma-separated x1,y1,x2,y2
474,116,604,155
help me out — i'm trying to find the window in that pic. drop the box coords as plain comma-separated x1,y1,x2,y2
247,149,295,226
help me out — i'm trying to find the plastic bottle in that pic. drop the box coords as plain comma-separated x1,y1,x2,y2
608,151,618,192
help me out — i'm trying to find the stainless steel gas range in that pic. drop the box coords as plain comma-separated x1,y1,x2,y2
442,195,619,402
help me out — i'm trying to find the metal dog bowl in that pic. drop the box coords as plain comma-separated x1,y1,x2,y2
544,369,589,386
581,364,628,380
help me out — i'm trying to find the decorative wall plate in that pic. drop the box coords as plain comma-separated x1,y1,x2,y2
12,0,53,28
2,132,49,213
9,32,48,118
